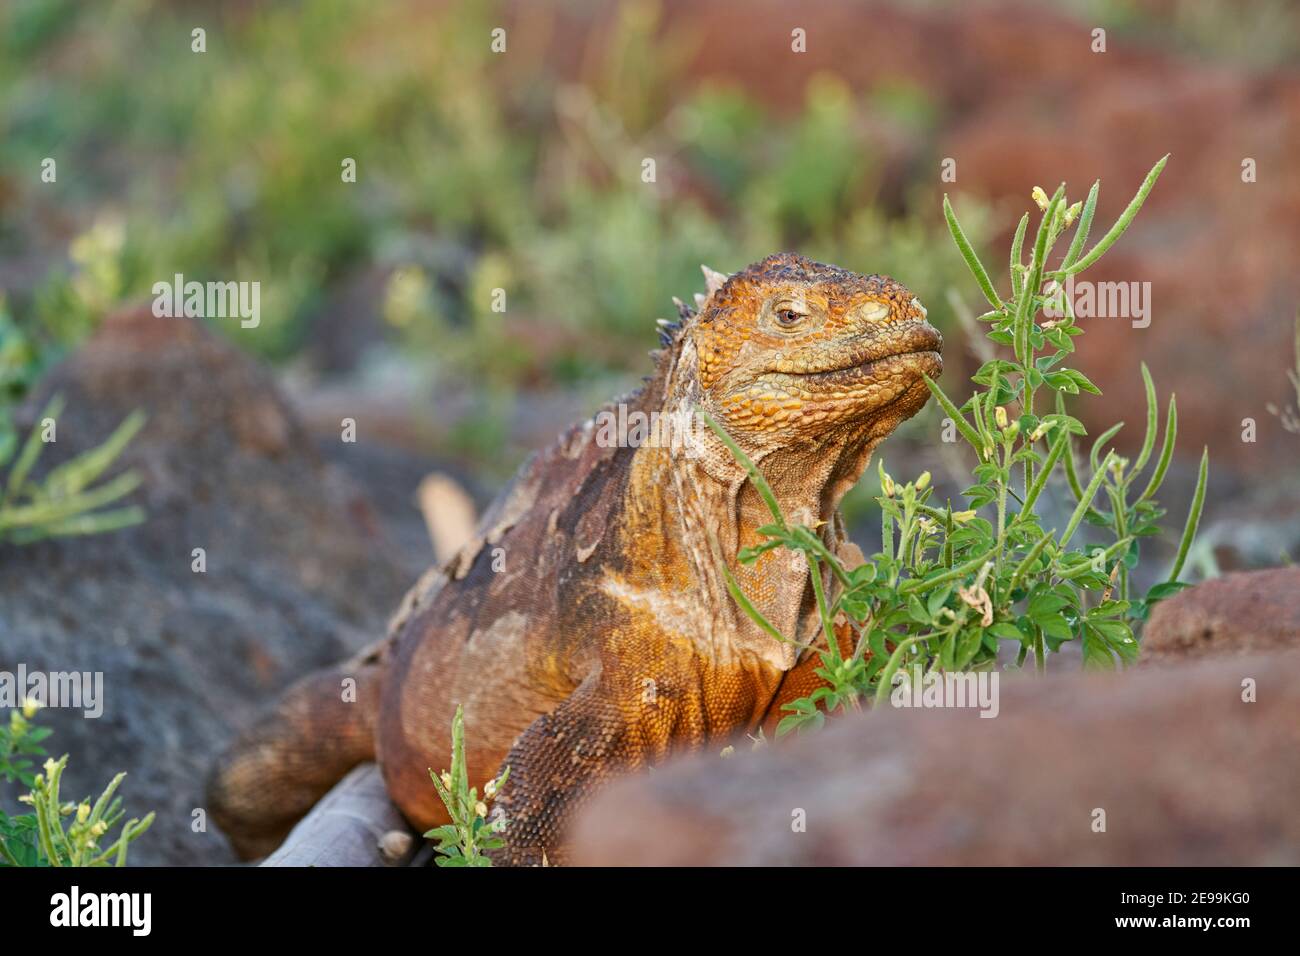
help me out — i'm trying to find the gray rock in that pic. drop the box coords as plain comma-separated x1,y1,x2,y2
0,310,429,865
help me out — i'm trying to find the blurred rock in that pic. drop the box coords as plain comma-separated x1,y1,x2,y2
519,0,1300,476
1142,566,1300,663
570,653,1300,865
0,309,429,865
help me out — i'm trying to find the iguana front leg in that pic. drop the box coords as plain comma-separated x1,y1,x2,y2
489,674,639,866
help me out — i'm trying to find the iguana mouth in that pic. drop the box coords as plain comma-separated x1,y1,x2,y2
769,325,946,385
804,348,942,383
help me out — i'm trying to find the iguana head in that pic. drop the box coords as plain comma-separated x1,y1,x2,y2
678,253,942,460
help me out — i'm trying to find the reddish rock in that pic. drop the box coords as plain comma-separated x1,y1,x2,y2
569,653,1300,865
1142,566,1300,662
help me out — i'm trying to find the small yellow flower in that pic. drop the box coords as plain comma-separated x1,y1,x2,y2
77,803,91,824
22,698,42,719
719,745,736,759
43,758,59,778
1031,186,1050,211
915,471,931,491
475,801,488,819
882,474,896,498
90,820,109,838
952,510,978,523
440,772,452,790
1063,201,1083,227
994,406,1009,429
1030,423,1050,442
484,779,497,799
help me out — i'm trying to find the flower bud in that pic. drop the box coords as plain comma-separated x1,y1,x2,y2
882,474,896,498
475,801,488,818
440,772,452,790
22,698,42,719
484,779,497,798
952,510,977,523
915,471,931,491
1064,201,1083,227
1031,186,1050,211
77,803,91,823
994,406,1008,429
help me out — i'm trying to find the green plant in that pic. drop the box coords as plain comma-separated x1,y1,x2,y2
0,394,146,545
424,705,510,867
0,705,155,867
1,701,52,786
707,156,1208,735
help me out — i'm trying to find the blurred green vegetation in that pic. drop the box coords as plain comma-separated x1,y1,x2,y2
1,0,1290,469
1,0,991,482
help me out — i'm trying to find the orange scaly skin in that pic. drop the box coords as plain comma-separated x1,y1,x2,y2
207,253,942,864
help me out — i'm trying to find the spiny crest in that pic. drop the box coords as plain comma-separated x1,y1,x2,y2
652,264,731,348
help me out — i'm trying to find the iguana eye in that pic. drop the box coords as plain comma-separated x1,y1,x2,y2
775,308,806,329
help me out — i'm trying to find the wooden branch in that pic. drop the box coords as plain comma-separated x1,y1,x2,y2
417,472,477,564
261,763,419,867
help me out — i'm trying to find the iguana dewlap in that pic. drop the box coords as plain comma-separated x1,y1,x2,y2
208,253,942,864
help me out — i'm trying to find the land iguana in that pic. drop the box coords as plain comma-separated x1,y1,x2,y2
208,253,942,864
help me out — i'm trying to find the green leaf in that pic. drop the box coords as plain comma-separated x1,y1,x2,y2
5,394,64,503
1059,180,1099,273
988,622,1027,642
1139,395,1177,502
1060,451,1115,549
1081,629,1116,669
1016,184,1064,364
1063,155,1168,276
1131,362,1159,479
923,374,982,452
1167,447,1208,583
1088,422,1124,473
944,194,1001,310
1009,212,1029,298
721,562,790,644
43,409,146,499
